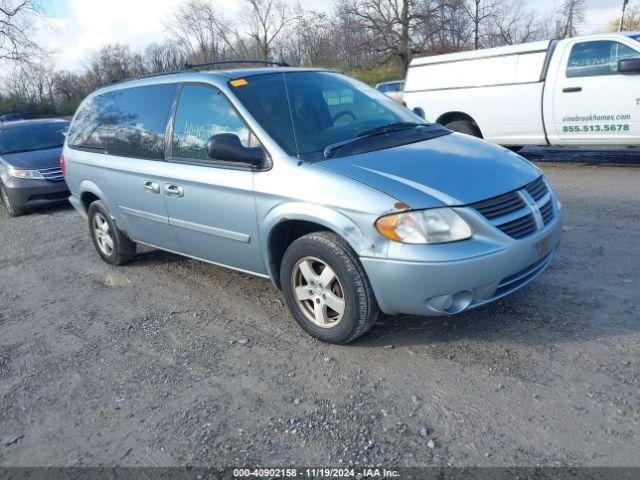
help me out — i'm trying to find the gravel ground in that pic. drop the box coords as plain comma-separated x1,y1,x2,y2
0,149,639,468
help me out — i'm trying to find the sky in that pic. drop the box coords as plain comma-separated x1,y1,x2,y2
36,0,633,72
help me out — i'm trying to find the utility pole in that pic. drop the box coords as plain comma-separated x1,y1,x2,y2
619,0,629,31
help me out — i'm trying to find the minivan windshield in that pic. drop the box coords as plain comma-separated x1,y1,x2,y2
0,122,69,155
231,72,442,160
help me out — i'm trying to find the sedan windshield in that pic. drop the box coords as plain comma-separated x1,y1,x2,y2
0,122,69,155
231,71,438,160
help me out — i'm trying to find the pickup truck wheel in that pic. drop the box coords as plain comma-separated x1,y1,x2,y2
444,120,482,138
1,184,23,217
87,200,137,266
281,231,379,344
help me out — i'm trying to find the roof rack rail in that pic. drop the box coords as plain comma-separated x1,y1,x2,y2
183,59,290,69
110,60,290,85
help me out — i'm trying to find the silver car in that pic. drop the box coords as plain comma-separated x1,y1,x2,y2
63,67,562,344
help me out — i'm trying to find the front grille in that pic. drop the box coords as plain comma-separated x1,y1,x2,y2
540,200,554,225
471,176,554,240
525,176,549,202
39,166,65,182
497,213,537,239
471,191,525,220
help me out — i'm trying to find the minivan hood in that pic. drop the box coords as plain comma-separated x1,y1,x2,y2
0,147,62,170
316,133,541,208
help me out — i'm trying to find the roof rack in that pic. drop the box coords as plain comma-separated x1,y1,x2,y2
111,59,290,85
183,60,290,69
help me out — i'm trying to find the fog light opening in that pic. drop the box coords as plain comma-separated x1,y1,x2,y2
443,291,473,314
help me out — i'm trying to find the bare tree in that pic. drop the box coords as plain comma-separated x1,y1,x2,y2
558,0,585,38
488,0,549,46
83,44,136,88
166,0,224,63
244,0,290,60
0,0,41,62
143,42,186,73
5,61,54,104
51,70,84,103
342,0,441,71
606,4,640,32
462,0,504,49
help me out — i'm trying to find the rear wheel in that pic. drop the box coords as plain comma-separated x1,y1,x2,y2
0,184,23,217
444,120,482,138
281,231,379,344
87,200,136,265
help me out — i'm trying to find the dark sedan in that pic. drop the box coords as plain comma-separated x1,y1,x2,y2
0,119,70,217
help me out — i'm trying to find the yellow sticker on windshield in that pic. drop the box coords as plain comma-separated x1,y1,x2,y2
230,79,248,87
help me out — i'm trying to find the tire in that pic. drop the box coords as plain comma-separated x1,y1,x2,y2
87,200,136,265
444,120,482,138
506,146,524,153
0,183,23,217
280,231,379,344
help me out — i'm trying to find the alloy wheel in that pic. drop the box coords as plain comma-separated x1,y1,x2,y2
291,256,346,328
93,212,114,256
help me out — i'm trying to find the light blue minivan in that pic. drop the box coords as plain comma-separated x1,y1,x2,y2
63,66,562,344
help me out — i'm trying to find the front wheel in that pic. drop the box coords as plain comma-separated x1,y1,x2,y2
1,184,23,217
281,231,379,344
87,200,137,265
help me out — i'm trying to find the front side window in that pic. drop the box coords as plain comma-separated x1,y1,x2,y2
0,122,69,154
232,72,424,158
171,85,253,162
567,40,640,77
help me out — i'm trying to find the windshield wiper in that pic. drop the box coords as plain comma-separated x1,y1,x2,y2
323,122,426,158
357,122,425,138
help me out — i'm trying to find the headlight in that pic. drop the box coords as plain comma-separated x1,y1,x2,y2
4,163,44,180
375,208,472,244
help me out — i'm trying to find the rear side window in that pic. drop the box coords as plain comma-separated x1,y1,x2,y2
67,95,111,150
566,40,640,77
68,84,177,160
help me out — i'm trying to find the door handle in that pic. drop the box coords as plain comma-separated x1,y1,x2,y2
164,184,184,198
144,181,160,194
563,87,582,93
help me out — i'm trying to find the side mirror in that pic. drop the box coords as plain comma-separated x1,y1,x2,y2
412,107,425,119
206,133,265,166
618,58,640,75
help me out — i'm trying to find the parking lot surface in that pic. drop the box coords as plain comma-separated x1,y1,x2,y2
1,150,639,467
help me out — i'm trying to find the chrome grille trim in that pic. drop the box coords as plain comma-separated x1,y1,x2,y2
471,176,555,239
38,166,65,182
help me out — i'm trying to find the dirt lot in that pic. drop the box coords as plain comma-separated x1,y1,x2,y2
0,150,639,468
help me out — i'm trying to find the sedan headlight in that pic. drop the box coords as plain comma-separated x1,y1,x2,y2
375,208,472,244
4,162,44,180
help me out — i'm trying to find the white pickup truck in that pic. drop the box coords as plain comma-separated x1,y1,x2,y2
403,32,640,149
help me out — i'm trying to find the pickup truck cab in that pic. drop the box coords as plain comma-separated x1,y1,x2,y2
404,32,640,149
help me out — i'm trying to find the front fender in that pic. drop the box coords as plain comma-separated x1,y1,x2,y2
259,202,380,280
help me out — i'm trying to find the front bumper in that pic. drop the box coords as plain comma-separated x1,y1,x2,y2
1,174,69,210
361,199,563,316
